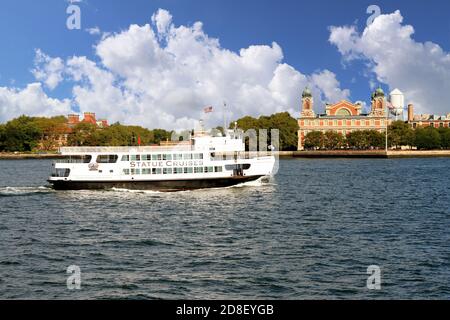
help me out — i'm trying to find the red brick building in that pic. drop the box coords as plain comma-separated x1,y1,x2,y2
67,112,109,128
298,87,391,150
407,104,450,129
50,112,109,148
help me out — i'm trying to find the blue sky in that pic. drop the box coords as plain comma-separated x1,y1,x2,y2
1,0,450,128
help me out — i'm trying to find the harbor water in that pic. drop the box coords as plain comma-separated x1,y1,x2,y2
0,158,449,299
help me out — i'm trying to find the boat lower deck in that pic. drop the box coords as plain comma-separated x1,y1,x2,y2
48,175,263,191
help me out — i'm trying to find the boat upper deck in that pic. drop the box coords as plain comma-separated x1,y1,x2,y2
59,145,193,154
59,131,246,155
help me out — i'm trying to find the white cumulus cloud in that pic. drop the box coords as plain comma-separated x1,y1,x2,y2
79,9,350,129
311,70,351,103
329,10,450,115
31,49,65,90
0,83,71,120
2,9,351,128
151,9,173,37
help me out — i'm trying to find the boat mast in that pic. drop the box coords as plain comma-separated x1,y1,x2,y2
223,101,227,137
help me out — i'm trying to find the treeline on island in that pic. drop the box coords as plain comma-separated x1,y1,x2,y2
233,112,299,151
0,112,300,152
1,114,450,153
304,121,450,150
0,115,173,152
66,123,172,148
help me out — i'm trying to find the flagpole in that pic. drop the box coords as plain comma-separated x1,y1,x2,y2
385,103,388,153
223,101,227,136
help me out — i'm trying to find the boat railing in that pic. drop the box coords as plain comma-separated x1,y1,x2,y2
54,159,91,164
210,151,271,161
59,145,194,154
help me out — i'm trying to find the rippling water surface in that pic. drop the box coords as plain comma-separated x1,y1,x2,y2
0,158,449,299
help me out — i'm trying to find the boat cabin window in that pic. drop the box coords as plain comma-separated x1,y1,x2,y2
152,154,162,161
225,164,251,171
122,164,223,176
141,154,151,161
163,154,172,160
183,154,193,160
173,168,183,174
193,153,203,160
59,155,91,163
52,168,70,177
173,154,183,160
152,168,162,175
130,155,140,161
97,155,118,163
194,167,203,173
204,166,214,173
121,155,130,161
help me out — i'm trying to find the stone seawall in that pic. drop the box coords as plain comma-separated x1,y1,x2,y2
387,150,450,158
1,150,450,160
290,150,450,158
289,150,450,158
0,153,64,160
292,150,386,158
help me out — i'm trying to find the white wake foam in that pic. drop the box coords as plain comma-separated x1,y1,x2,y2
110,187,163,194
0,186,54,196
228,176,275,188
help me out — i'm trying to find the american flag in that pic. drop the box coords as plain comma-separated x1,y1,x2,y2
203,106,213,113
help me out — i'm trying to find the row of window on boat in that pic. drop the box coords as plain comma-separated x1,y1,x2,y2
122,164,251,175
52,164,251,178
123,166,224,175
59,153,239,164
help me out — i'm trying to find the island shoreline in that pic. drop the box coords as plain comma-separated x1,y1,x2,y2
2,150,450,160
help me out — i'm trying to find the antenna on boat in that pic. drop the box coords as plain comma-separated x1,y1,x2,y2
199,119,204,133
223,101,227,137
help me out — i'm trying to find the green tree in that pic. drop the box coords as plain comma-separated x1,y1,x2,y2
234,116,260,150
2,115,42,151
152,129,173,144
346,130,369,149
33,116,68,151
414,127,441,150
89,124,156,146
438,127,450,149
267,112,299,151
304,131,325,149
233,112,298,151
323,131,345,150
0,124,6,151
345,130,385,149
67,122,98,146
235,116,260,132
388,120,415,148
366,130,385,149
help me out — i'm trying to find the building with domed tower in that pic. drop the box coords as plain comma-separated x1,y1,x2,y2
297,87,392,150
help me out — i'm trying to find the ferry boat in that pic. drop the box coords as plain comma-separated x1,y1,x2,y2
48,127,276,191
